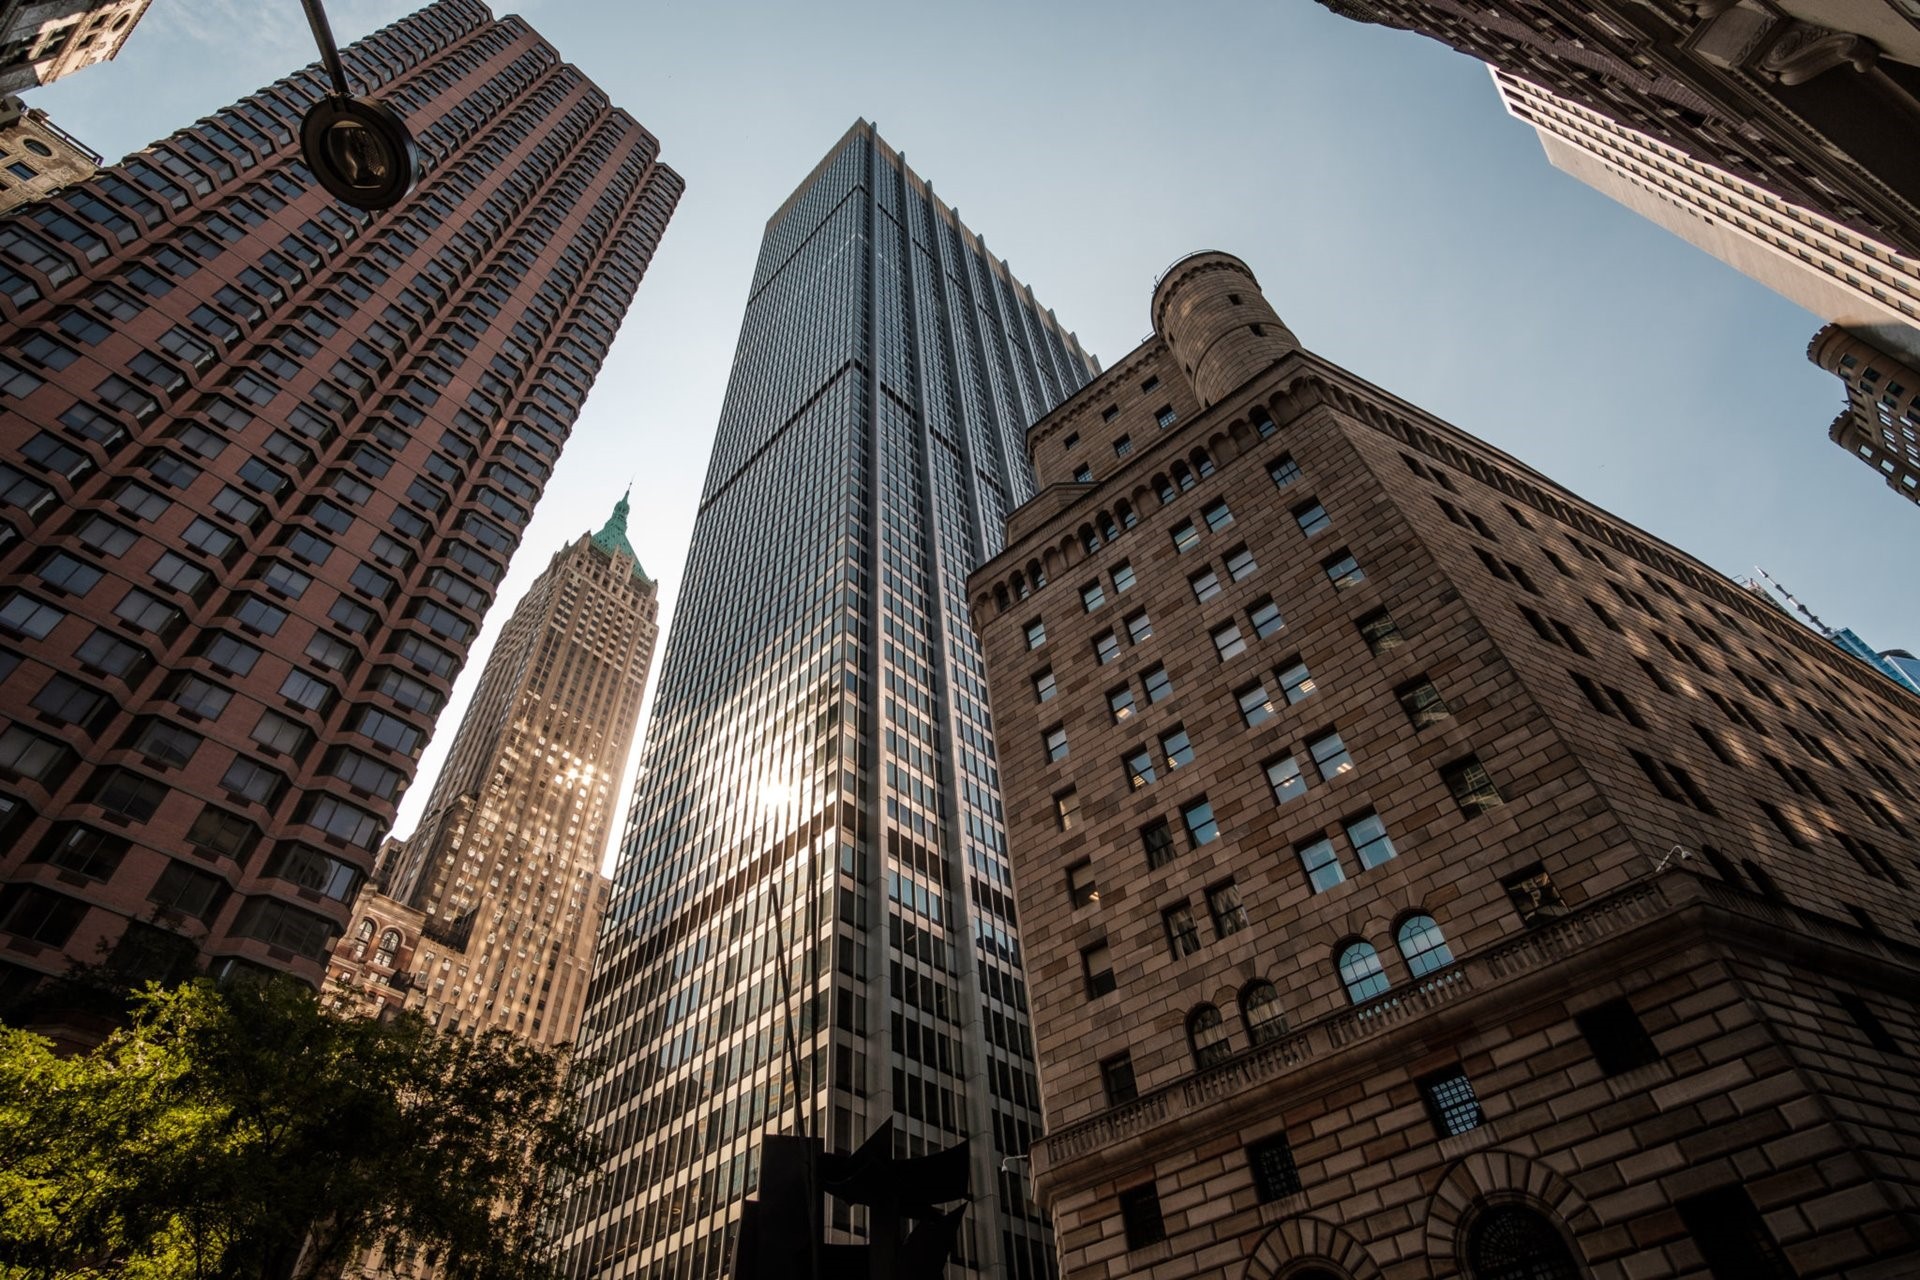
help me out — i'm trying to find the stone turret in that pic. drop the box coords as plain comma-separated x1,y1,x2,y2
1150,251,1299,408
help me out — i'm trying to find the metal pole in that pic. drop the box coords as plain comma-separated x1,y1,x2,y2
297,0,353,98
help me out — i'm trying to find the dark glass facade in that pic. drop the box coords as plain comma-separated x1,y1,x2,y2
561,121,1097,1279
0,0,681,1000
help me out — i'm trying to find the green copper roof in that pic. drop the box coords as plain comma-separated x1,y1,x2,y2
590,489,650,582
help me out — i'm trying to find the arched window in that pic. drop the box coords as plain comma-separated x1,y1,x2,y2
1154,476,1175,505
1098,513,1120,543
1251,407,1276,439
1116,500,1138,529
1188,1003,1233,1069
1465,1204,1581,1280
1240,980,1287,1045
351,917,376,960
1192,449,1215,478
1337,941,1389,1004
374,928,400,966
1397,915,1454,978
1172,462,1196,492
1081,528,1101,555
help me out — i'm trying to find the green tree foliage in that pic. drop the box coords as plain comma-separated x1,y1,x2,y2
0,978,599,1280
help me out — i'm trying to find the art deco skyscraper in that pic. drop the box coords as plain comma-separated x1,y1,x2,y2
0,0,681,1009
559,121,1097,1280
326,493,659,1047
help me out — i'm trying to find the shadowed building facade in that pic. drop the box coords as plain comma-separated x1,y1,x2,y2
557,121,1098,1280
1317,0,1920,262
326,494,658,1047
968,252,1920,1278
0,0,680,1007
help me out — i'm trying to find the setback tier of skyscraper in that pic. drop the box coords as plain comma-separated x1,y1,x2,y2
968,251,1920,1278
326,492,659,1048
0,0,681,1010
558,121,1098,1280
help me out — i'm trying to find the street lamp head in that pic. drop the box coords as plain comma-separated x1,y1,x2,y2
300,95,417,211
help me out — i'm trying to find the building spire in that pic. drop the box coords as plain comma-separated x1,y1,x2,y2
590,486,649,582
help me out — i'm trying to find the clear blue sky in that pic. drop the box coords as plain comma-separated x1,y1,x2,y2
35,0,1918,850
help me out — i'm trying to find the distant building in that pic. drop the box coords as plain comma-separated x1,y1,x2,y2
1885,648,1920,694
327,494,660,1046
1808,325,1920,506
0,0,152,95
1317,0,1920,260
0,94,98,213
968,250,1920,1279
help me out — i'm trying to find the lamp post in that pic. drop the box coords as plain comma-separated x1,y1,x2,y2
295,0,418,210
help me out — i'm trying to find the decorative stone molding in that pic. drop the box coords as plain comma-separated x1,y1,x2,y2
1243,1214,1388,1280
1422,1149,1602,1278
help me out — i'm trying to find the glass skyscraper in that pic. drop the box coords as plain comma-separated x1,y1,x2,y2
560,121,1098,1280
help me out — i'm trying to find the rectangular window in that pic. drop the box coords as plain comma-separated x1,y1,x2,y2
1293,500,1331,536
1142,665,1173,703
1420,1067,1485,1137
1207,881,1248,936
1081,581,1105,612
1277,660,1316,703
1266,756,1307,805
1309,730,1353,780
1032,669,1056,703
1164,903,1201,958
1043,725,1068,763
1675,1187,1795,1280
1202,500,1233,531
1190,568,1221,602
1119,1184,1165,1250
1212,622,1246,661
1358,608,1403,653
1238,683,1275,726
1067,860,1097,908
1094,632,1120,664
1442,756,1503,815
1159,729,1190,771
1141,818,1176,869
1084,946,1117,1000
1397,677,1450,728
1126,611,1153,643
1225,544,1257,580
1053,788,1078,831
1100,1051,1136,1103
1268,456,1302,488
1113,435,1132,457
1170,521,1199,554
1112,562,1136,592
1125,748,1157,790
1298,837,1344,893
1182,797,1219,846
1247,1135,1302,1202
1024,618,1045,650
1248,598,1284,638
1346,811,1398,869
1574,998,1660,1076
1108,685,1136,721
1323,551,1365,589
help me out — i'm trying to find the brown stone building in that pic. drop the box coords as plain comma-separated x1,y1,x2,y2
1316,0,1920,262
325,493,657,1046
0,0,681,1007
967,252,1920,1278
1807,324,1920,507
0,95,99,214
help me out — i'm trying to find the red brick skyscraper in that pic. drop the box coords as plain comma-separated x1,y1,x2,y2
0,0,681,1008
969,253,1919,1278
